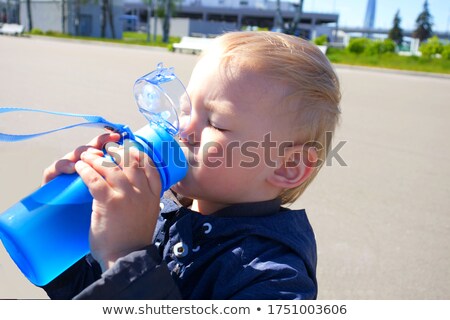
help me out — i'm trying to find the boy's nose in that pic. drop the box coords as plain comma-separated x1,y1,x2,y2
179,130,199,146
179,119,201,146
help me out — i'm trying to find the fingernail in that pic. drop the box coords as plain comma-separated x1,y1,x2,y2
74,160,86,170
81,152,93,160
87,147,103,155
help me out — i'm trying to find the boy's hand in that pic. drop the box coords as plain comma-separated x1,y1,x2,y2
75,145,162,272
41,133,121,185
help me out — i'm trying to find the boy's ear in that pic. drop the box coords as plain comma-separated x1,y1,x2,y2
266,145,318,189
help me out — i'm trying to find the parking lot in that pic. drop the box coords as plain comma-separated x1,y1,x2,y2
0,35,449,299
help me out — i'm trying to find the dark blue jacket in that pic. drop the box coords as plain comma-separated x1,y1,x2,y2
43,193,317,299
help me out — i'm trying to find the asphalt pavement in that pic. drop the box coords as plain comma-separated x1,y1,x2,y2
0,35,449,299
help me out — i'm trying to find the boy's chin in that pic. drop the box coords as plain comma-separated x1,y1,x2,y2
169,184,194,207
170,182,191,199
170,182,183,194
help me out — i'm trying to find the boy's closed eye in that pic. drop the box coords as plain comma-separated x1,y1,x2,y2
208,119,229,132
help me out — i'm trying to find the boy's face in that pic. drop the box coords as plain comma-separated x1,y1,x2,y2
172,51,294,214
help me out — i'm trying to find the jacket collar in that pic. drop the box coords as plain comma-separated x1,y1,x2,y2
211,198,282,218
163,190,282,218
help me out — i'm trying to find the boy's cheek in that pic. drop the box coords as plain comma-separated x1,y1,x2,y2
199,144,226,169
178,141,199,167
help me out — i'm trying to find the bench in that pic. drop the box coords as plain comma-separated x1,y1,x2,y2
172,36,214,54
0,23,25,36
317,45,328,55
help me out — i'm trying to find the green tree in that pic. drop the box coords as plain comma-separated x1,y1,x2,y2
61,0,67,34
26,0,32,31
141,0,153,42
287,0,304,35
412,0,433,41
420,35,443,58
388,10,403,46
106,0,116,38
71,0,116,38
73,0,84,36
100,0,116,38
100,0,107,37
162,0,171,43
273,0,284,32
156,0,178,43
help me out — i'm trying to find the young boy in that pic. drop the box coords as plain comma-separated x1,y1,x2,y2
41,31,341,299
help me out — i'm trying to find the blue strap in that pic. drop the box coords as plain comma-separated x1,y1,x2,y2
0,107,134,142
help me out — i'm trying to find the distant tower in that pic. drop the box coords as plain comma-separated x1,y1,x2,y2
363,0,376,37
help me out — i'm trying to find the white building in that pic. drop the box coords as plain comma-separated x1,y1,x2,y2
8,0,124,38
125,0,339,40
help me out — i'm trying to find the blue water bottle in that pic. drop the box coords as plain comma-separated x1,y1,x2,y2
0,63,190,286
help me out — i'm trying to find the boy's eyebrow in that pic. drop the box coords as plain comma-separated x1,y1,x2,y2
204,100,235,116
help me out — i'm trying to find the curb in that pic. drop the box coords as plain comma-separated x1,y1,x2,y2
333,63,450,80
9,35,450,79
26,34,169,53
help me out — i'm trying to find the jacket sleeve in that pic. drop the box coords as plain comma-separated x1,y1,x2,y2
200,239,317,300
41,254,103,299
228,259,317,300
42,245,181,299
74,245,181,299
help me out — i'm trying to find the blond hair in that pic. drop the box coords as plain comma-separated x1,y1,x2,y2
208,31,341,204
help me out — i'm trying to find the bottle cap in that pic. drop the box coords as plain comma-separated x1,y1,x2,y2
133,63,191,136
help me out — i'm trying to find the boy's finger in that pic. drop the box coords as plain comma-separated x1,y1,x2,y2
107,146,147,188
108,146,161,197
135,149,162,198
80,151,133,194
42,159,76,184
62,133,121,163
129,148,162,198
87,133,121,149
74,160,111,201
42,134,122,186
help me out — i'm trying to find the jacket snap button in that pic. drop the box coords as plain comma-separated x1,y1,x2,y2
203,222,212,234
173,242,188,258
159,202,165,210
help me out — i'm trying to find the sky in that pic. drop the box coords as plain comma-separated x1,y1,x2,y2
93,0,450,33
302,0,449,32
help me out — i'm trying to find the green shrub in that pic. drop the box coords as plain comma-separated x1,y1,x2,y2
45,30,63,36
420,36,443,58
365,38,396,55
347,38,370,54
314,34,328,46
348,38,396,55
30,28,44,35
382,38,396,53
442,44,450,60
364,40,381,55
